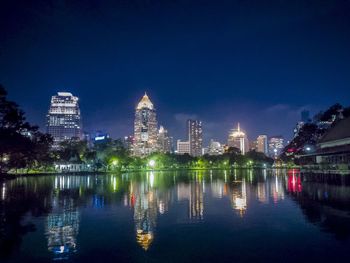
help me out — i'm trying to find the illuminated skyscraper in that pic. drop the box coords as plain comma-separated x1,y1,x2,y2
187,119,203,157
133,93,158,156
157,125,172,153
268,136,284,158
46,92,82,148
227,123,249,154
257,135,268,155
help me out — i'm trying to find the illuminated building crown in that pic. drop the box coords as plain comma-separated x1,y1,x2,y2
136,92,154,110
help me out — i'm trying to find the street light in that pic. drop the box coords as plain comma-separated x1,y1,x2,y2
149,159,155,168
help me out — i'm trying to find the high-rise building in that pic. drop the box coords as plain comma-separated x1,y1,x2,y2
187,119,203,157
157,125,172,153
46,92,82,148
257,135,268,155
249,139,258,151
177,140,190,155
208,139,224,155
133,93,158,156
268,136,284,158
227,123,249,154
123,136,134,152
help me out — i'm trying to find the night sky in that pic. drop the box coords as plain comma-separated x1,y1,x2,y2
1,0,350,144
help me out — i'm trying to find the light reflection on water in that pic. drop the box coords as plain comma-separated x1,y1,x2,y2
1,169,350,262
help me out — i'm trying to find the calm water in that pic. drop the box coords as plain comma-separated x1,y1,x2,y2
1,169,350,262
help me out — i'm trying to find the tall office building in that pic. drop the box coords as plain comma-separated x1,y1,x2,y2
46,92,82,148
157,125,172,153
133,93,158,156
187,119,203,157
268,136,284,158
249,140,258,151
257,135,268,155
227,123,249,154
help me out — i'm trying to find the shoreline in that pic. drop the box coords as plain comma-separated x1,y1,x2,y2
2,166,349,181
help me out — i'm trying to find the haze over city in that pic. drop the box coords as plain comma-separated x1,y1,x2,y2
1,0,350,143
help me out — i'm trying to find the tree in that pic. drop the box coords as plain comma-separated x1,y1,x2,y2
0,85,53,174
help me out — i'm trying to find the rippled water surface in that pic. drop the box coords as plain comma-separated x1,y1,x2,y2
1,169,350,262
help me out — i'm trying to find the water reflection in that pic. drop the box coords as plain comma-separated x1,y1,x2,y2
46,196,79,260
0,169,349,261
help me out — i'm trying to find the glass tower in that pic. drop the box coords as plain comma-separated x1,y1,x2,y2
46,92,82,148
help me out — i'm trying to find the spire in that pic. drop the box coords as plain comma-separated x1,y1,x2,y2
237,122,240,132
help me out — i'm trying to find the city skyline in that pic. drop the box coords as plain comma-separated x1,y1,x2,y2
44,90,287,154
1,1,349,144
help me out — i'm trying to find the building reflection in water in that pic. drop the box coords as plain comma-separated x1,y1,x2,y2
44,175,86,260
3,168,350,261
46,196,79,260
1,182,6,201
271,169,285,203
231,178,247,217
130,172,158,251
177,172,204,221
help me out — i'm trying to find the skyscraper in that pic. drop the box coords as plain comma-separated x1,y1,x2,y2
257,135,268,155
157,125,172,153
46,92,82,148
268,136,284,158
227,123,249,154
133,93,158,156
187,119,203,157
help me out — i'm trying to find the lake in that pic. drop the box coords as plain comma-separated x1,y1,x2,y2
1,169,349,262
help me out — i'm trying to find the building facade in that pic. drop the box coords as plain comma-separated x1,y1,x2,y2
268,136,284,158
227,123,249,154
177,140,190,155
298,117,350,172
187,119,203,157
46,92,82,148
133,93,158,156
208,139,224,155
257,135,268,155
157,126,172,153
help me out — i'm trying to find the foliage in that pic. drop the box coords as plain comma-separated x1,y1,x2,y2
0,85,54,174
281,103,350,163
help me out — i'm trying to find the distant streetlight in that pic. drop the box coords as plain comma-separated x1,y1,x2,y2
306,147,311,151
149,159,155,168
